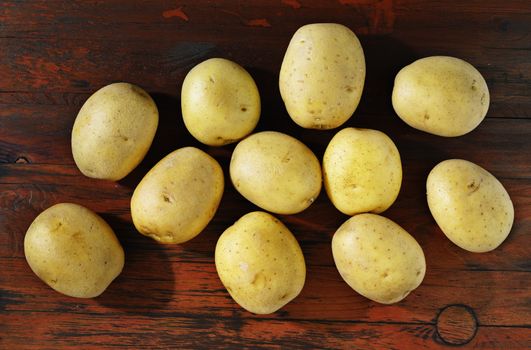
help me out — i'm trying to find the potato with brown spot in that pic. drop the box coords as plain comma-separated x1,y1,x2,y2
24,203,124,298
215,211,306,314
71,82,158,180
427,159,514,252
131,147,224,244
332,214,426,304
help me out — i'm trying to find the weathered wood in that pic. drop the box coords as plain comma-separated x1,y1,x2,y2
1,0,530,348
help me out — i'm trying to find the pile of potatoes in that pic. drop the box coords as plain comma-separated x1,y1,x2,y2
24,23,514,314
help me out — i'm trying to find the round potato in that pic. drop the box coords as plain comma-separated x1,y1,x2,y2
392,56,489,137
323,128,402,215
215,211,306,314
24,203,124,298
279,23,365,129
332,214,426,304
131,147,224,244
181,58,260,146
230,131,322,214
427,159,514,252
72,82,159,180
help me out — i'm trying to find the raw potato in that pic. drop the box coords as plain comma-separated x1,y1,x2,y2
181,58,260,146
392,56,489,137
131,147,224,244
427,159,514,252
279,23,365,129
215,211,306,314
230,131,322,214
323,128,402,215
24,203,124,298
332,214,426,304
72,82,159,180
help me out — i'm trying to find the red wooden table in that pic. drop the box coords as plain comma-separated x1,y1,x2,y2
1,1,530,348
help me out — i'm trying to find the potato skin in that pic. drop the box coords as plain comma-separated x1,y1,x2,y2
279,23,365,129
427,159,514,252
230,131,322,214
215,211,306,314
181,58,260,146
131,147,224,244
72,82,158,180
392,56,489,137
332,214,426,304
323,128,402,215
24,203,124,298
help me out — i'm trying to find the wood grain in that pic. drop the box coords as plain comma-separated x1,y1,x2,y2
1,0,530,349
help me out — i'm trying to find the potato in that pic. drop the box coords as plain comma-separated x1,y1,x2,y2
279,23,365,129
427,159,514,252
323,128,402,215
392,56,489,137
181,58,260,146
72,82,159,180
215,211,306,314
131,147,224,244
332,214,426,304
24,203,124,298
230,131,321,214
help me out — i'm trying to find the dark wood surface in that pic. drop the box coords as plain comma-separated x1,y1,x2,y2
1,1,530,348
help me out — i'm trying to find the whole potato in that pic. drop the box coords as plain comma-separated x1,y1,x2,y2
279,23,365,129
323,128,402,215
24,203,124,298
215,211,306,314
392,56,489,137
181,58,260,146
230,131,322,214
427,159,514,252
332,214,426,304
72,82,159,180
131,147,224,244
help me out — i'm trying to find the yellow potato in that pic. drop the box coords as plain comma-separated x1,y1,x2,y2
182,58,260,146
24,203,124,298
392,56,489,137
230,131,322,214
332,214,426,304
427,159,514,252
131,147,224,244
323,128,402,215
72,82,159,180
279,23,365,129
215,211,306,314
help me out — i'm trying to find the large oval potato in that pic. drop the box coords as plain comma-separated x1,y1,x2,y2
182,58,261,146
323,128,402,215
279,23,365,129
215,211,306,314
332,214,426,304
24,203,124,298
72,82,159,180
392,56,489,137
131,147,224,244
230,131,322,214
427,159,514,252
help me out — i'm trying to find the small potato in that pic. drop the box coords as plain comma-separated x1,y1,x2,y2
323,128,402,215
24,203,124,298
230,131,322,214
427,159,514,252
332,214,426,304
181,58,260,146
215,211,306,314
279,23,365,129
131,147,224,244
392,56,489,137
72,82,159,180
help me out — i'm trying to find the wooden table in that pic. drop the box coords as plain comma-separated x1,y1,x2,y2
1,1,530,348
